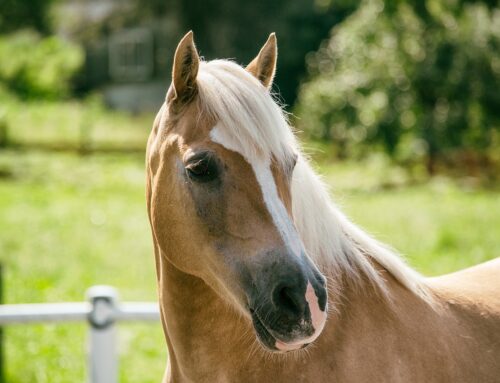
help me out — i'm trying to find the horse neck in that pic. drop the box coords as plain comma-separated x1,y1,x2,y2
156,246,478,382
327,266,492,382
156,249,255,381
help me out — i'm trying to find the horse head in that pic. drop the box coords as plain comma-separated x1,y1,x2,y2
146,32,328,352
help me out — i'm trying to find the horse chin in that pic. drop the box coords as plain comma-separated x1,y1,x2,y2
250,309,309,353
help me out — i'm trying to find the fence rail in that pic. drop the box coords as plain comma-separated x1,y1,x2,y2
0,285,160,383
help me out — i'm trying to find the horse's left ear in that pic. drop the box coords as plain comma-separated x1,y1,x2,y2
246,33,277,89
167,31,200,105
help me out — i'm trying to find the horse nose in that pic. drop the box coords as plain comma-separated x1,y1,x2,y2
272,281,307,318
312,272,328,311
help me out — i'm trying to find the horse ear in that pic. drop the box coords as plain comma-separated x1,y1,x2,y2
168,31,200,105
246,33,277,89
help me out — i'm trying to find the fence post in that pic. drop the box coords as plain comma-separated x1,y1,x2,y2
86,286,118,383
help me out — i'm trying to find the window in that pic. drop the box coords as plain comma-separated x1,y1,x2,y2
109,28,154,82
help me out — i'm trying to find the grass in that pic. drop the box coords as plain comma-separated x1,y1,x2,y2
317,160,499,275
0,97,152,150
0,101,498,382
0,150,164,383
305,139,499,275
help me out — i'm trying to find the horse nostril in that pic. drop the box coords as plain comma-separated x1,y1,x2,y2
316,284,328,311
273,283,306,317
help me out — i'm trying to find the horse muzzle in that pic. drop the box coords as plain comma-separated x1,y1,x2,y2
247,251,328,352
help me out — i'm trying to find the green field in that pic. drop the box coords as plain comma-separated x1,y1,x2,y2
0,98,152,150
0,150,164,383
0,102,498,382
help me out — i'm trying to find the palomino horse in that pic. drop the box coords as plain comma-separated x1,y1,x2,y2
146,31,500,382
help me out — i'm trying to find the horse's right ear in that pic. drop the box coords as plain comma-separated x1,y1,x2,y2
167,31,200,105
246,33,277,89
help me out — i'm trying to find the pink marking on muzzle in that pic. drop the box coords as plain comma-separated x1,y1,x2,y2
305,281,327,334
275,281,327,351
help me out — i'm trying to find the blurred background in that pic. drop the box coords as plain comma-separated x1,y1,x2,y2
0,0,498,381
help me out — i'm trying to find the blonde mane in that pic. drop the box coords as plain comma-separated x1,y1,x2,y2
195,59,431,302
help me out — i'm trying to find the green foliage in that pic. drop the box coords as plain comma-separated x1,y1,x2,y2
0,31,84,99
296,0,500,172
0,0,54,34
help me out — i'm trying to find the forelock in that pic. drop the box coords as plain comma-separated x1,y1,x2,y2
196,59,297,165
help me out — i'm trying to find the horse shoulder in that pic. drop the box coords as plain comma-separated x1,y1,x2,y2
418,258,500,381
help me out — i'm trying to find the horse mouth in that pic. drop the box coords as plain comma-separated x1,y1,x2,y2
249,309,309,353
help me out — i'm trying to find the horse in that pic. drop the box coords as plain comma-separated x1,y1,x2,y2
146,31,500,382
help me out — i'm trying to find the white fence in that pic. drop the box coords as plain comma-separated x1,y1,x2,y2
0,285,160,383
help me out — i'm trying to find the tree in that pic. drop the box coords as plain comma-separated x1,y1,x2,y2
0,31,83,99
136,0,360,106
296,0,500,173
0,0,55,34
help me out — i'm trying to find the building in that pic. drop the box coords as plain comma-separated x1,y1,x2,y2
58,0,181,112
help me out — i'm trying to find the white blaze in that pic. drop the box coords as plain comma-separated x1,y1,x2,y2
210,124,301,256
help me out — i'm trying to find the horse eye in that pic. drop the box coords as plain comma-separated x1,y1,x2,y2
185,154,219,182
